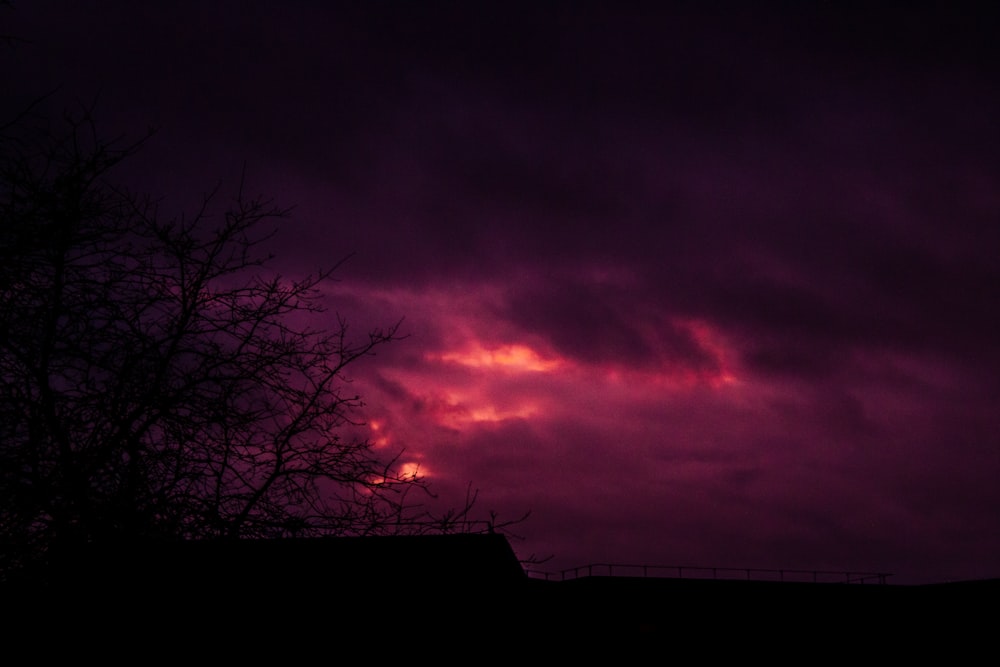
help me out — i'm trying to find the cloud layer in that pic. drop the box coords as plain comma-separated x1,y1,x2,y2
6,1,1000,583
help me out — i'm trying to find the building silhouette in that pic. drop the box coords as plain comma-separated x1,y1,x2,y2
4,533,995,654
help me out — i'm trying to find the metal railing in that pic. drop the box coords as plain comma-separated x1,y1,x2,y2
526,563,892,585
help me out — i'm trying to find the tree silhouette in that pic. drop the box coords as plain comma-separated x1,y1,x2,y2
0,107,477,584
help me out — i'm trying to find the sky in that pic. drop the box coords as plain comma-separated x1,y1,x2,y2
4,0,1000,585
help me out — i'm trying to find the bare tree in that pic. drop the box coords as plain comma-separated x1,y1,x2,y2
0,108,486,582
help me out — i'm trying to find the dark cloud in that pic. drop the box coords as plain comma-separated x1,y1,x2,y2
6,0,1000,583
504,280,654,365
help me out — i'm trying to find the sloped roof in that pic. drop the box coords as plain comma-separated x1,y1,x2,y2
43,532,527,598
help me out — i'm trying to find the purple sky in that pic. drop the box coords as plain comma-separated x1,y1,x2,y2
6,1,1000,584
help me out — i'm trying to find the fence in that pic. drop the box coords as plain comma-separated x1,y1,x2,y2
526,563,892,584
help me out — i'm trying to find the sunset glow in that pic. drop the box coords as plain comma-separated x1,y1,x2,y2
13,0,1000,585
431,343,564,373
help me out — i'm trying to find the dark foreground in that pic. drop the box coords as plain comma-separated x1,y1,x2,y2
3,534,996,656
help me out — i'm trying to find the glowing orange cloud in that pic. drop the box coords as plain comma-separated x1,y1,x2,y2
674,318,740,387
430,388,540,427
592,318,740,389
368,420,391,447
466,403,539,423
369,461,426,486
398,461,424,480
429,343,565,373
